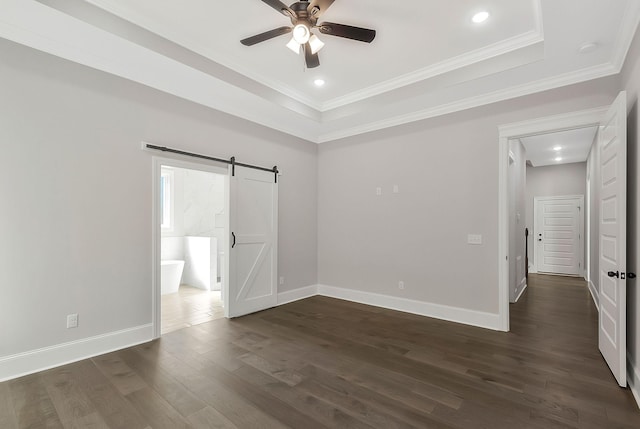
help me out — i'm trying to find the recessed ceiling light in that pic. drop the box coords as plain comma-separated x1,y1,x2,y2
314,79,325,87
472,11,490,24
553,146,562,151
555,157,563,162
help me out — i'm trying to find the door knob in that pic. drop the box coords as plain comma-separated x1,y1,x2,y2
628,272,637,279
608,271,619,278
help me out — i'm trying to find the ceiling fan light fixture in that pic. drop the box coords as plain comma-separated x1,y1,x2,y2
286,37,301,54
309,34,325,54
292,24,311,44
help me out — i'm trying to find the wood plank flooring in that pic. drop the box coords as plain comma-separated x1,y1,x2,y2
161,285,223,335
1,274,639,428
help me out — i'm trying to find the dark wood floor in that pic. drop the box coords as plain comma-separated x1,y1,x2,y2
1,274,639,428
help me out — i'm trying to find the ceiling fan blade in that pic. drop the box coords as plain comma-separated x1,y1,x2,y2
304,43,320,68
260,0,295,17
307,0,336,18
241,26,292,46
318,22,376,43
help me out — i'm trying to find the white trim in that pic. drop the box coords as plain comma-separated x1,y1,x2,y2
628,353,640,410
321,30,544,111
498,107,609,137
612,1,640,70
588,280,599,310
498,107,607,331
0,324,153,383
277,285,318,306
498,130,510,331
150,153,229,337
2,1,634,144
514,279,528,303
317,285,502,331
87,0,544,113
317,67,616,143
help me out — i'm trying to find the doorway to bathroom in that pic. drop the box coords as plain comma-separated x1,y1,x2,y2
156,158,228,335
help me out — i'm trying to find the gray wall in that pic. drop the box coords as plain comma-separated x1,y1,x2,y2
0,39,318,358
621,19,640,390
508,139,527,302
318,77,619,315
525,162,587,270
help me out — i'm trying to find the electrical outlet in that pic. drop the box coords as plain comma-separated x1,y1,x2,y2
393,185,399,193
398,281,405,290
66,313,78,329
279,276,284,285
376,187,382,196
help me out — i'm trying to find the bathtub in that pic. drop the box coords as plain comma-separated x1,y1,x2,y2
161,260,185,295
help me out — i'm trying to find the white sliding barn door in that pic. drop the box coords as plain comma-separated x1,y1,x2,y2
598,91,627,387
535,196,583,276
226,166,278,318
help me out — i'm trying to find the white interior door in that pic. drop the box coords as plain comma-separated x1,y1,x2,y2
598,91,627,387
535,196,582,275
226,166,278,318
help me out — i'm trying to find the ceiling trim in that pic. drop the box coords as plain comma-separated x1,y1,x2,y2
84,0,544,113
0,0,321,142
317,63,617,142
320,29,544,112
321,0,544,111
4,0,637,145
611,0,640,70
498,106,607,138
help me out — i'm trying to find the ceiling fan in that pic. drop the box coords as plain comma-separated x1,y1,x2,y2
240,0,376,68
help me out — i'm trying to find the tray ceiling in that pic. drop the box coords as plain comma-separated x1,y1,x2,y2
1,0,639,142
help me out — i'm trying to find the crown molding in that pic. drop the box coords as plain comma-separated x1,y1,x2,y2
319,30,544,112
319,0,545,111
85,0,544,113
611,0,640,71
317,62,618,143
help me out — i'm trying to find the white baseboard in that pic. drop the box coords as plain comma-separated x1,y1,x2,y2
587,280,599,310
628,353,640,410
514,280,528,302
317,284,502,331
0,324,153,382
277,284,318,305
529,266,538,274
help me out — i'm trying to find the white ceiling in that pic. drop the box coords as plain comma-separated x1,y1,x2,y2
520,126,598,167
1,0,639,143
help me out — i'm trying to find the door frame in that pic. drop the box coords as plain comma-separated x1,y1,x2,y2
533,195,585,276
151,154,228,339
497,106,607,331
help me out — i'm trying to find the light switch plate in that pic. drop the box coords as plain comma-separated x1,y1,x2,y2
467,234,482,245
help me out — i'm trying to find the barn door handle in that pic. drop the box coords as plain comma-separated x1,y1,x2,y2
608,271,619,278
231,232,236,249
